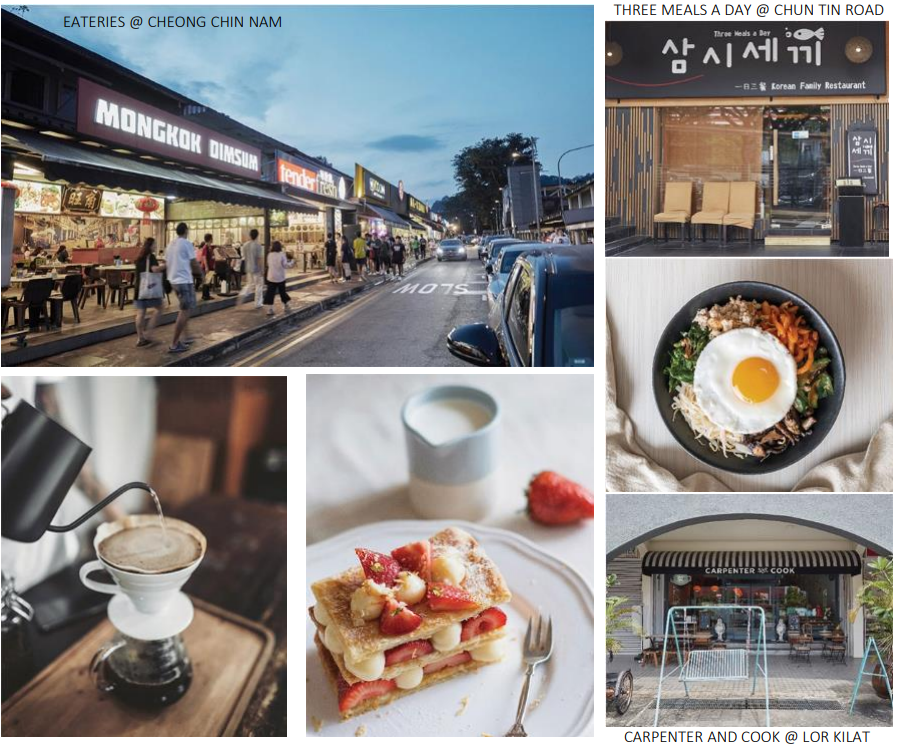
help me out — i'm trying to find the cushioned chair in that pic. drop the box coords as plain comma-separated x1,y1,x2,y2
723,182,757,243
653,181,693,242
691,182,730,242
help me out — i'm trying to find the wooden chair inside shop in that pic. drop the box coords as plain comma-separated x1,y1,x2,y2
823,634,847,664
79,265,107,309
49,274,84,326
723,182,757,243
871,202,889,243
787,630,801,656
641,637,661,668
691,633,712,657
691,182,731,242
5,277,55,331
653,182,693,242
105,269,135,310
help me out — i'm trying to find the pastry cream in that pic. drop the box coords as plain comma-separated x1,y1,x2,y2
395,666,424,689
431,622,462,652
345,651,386,682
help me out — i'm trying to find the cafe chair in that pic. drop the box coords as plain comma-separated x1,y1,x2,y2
105,269,135,310
5,277,55,331
871,202,888,243
690,182,730,242
723,182,757,244
49,274,84,326
640,637,661,668
79,266,107,309
653,182,693,243
824,634,847,665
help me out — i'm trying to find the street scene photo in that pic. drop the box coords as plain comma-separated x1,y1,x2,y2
0,5,594,367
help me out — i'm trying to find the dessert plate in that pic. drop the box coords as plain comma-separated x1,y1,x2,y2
306,519,594,737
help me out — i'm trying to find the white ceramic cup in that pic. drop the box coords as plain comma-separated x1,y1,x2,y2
402,385,500,521
79,515,206,616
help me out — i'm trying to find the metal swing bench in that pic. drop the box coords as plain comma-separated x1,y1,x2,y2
654,605,771,727
849,635,893,715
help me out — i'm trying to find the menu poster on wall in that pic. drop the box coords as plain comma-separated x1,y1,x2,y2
99,191,166,220
12,180,62,214
62,186,103,214
847,127,878,195
605,21,887,99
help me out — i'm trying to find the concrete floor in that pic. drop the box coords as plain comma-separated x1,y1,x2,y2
605,653,893,727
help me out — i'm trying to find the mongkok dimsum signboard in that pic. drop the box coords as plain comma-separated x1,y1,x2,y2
605,21,886,99
76,78,262,179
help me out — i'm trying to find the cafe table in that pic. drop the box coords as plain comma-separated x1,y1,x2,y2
98,264,136,272
1,495,286,737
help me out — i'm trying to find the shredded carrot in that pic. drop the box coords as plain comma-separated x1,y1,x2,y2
759,301,818,372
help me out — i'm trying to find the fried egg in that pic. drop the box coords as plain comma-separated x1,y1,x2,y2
693,327,797,434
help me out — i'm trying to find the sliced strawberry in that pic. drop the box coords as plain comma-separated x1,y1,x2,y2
385,639,434,666
380,596,423,635
525,471,594,526
426,583,479,612
461,607,508,642
422,651,472,675
355,547,401,586
338,678,396,713
391,539,432,580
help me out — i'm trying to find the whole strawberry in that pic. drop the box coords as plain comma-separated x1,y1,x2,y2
525,471,593,525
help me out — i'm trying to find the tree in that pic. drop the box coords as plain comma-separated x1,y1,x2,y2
452,133,538,229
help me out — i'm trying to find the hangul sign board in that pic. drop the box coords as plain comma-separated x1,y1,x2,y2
605,21,886,99
846,127,878,195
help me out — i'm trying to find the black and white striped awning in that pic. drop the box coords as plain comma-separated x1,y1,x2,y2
642,550,861,576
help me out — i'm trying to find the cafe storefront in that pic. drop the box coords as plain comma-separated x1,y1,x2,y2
605,21,888,248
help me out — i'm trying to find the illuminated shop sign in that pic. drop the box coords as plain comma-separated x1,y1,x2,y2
355,163,391,205
77,78,262,178
278,159,318,192
407,195,429,217
605,21,886,99
275,152,350,200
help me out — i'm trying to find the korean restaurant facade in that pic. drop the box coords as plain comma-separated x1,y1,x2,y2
606,496,893,660
0,10,341,285
604,21,889,247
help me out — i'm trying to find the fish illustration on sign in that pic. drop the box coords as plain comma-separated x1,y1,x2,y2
789,27,825,41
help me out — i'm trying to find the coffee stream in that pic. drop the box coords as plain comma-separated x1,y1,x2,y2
147,485,168,541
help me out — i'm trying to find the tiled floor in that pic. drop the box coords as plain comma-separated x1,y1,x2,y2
605,653,893,727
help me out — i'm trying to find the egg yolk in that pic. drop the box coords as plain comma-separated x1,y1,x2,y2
732,357,780,404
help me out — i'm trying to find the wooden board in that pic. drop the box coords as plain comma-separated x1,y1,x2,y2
1,599,274,737
149,433,217,507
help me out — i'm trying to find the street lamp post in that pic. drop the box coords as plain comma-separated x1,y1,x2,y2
556,143,594,225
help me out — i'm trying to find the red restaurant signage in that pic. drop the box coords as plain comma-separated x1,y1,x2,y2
277,158,318,192
76,78,262,179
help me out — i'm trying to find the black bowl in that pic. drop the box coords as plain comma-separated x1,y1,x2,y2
652,281,846,475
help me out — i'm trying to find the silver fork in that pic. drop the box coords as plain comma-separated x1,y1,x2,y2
505,613,554,737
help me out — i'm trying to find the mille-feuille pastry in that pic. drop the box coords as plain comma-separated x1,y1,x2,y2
310,527,512,719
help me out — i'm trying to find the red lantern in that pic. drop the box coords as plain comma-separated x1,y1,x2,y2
692,585,701,593
134,196,160,226
1,180,20,199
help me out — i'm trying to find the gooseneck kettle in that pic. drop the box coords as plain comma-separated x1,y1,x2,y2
2,400,153,543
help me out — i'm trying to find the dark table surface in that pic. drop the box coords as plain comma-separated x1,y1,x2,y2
1,496,287,737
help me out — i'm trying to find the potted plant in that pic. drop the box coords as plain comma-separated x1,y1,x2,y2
851,557,893,699
606,574,636,662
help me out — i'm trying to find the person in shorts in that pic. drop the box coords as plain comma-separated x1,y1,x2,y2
165,222,198,353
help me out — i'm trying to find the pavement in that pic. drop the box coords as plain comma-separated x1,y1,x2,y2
9,258,432,367
605,653,893,728
209,248,489,367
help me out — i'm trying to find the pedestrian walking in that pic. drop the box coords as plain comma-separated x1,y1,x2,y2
264,241,294,316
366,233,378,274
410,235,419,262
391,235,406,279
134,236,165,348
379,234,392,277
353,231,368,280
165,222,201,354
324,232,340,283
239,228,265,307
198,232,217,300
340,233,353,281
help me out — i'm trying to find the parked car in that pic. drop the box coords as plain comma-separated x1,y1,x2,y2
485,238,525,272
478,234,509,260
486,243,551,311
447,245,594,367
436,238,467,262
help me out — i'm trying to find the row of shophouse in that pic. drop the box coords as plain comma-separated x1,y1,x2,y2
0,10,448,287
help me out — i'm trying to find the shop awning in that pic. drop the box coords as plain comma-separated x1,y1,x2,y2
357,202,411,229
281,184,357,212
642,550,862,575
407,218,428,231
3,131,321,213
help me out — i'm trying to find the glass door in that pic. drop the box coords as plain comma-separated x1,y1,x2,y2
765,106,831,231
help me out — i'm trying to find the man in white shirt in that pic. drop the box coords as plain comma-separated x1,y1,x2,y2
239,228,264,308
165,222,198,353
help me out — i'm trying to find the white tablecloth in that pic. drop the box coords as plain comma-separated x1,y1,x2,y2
305,374,595,586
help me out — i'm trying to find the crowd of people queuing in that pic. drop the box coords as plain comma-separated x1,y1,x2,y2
325,231,432,284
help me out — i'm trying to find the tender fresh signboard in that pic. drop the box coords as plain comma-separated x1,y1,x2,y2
605,21,887,99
